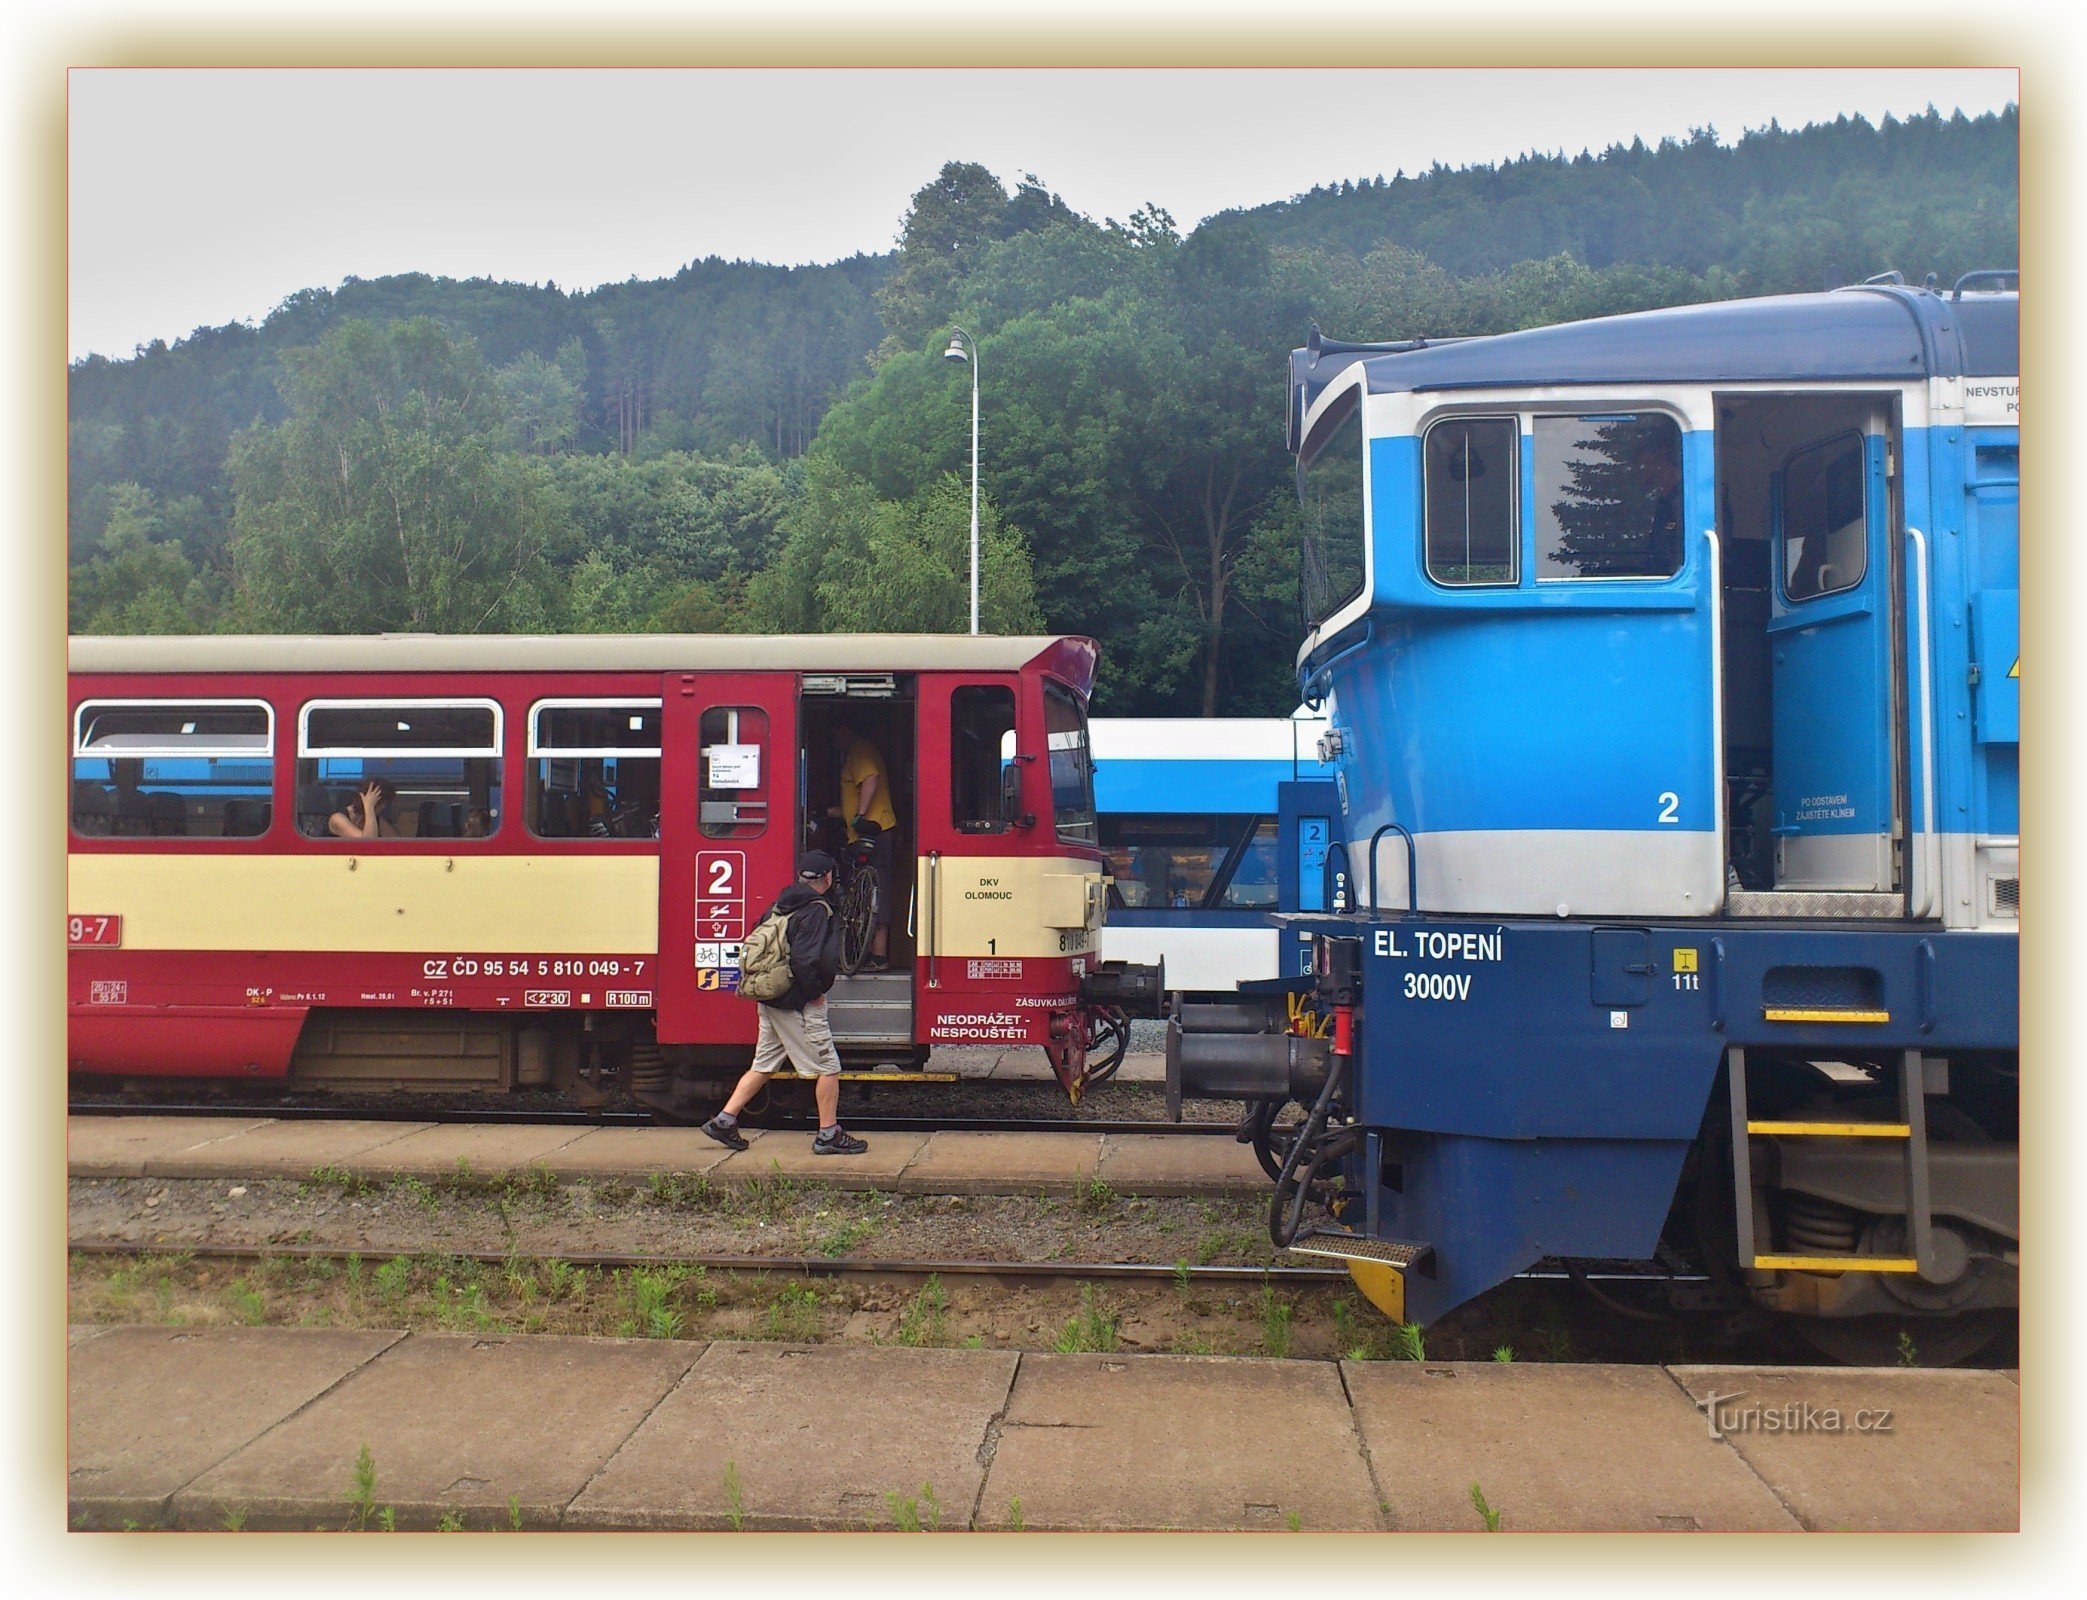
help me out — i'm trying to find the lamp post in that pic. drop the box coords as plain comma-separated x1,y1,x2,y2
942,326,980,635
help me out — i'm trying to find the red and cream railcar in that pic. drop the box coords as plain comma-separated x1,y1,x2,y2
67,634,1131,1103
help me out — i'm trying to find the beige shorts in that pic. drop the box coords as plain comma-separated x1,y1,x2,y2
749,995,842,1078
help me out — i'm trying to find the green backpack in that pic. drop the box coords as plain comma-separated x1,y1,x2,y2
735,907,795,1002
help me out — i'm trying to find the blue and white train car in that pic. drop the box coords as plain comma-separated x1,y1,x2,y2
1175,277,2019,1357
1090,715,1335,993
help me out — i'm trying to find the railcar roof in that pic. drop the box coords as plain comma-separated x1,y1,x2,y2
1289,287,2018,442
69,633,1094,678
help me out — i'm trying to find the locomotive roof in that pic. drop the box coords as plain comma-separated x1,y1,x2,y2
1289,285,2019,445
69,632,1098,682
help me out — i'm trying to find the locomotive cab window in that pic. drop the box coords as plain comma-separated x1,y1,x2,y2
296,699,503,841
1424,416,1519,585
1299,386,1367,628
72,699,273,839
1043,683,1097,847
1534,413,1684,580
951,684,1017,833
528,700,662,840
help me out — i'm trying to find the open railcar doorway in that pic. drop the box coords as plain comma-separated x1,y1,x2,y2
798,674,922,1061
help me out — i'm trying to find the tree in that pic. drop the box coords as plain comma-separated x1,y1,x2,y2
751,461,1042,635
68,484,217,633
226,317,560,632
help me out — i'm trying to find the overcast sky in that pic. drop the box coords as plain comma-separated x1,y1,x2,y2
68,66,2017,362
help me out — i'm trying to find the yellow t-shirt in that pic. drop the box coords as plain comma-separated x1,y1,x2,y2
840,739,899,838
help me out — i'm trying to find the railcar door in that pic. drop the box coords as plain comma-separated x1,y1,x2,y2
1767,412,1900,893
656,674,798,1044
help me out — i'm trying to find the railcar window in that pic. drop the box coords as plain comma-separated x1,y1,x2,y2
951,685,1017,833
71,700,273,839
1099,813,1271,909
1534,413,1685,580
1043,684,1097,847
1781,433,1868,601
1299,387,1367,628
296,699,503,841
1218,818,1281,909
528,700,662,840
699,706,770,839
1425,417,1519,585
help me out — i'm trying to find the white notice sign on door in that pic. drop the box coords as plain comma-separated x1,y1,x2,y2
705,744,761,789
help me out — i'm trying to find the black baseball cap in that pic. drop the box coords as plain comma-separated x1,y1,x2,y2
797,850,837,879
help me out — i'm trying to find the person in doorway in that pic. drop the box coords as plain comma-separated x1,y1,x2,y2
826,719,900,970
702,851,868,1156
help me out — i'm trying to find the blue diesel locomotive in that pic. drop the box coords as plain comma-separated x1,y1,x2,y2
1170,275,2019,1359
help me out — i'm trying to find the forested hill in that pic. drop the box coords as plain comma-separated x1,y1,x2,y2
68,105,2017,717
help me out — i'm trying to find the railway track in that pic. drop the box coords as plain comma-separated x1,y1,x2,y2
66,1237,1344,1286
66,1099,1242,1138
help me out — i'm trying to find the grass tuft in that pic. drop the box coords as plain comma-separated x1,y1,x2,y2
1469,1481,1503,1532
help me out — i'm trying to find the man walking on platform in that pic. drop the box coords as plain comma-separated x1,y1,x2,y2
703,851,868,1155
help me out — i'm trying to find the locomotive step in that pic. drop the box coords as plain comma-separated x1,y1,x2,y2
1284,1230,1435,1273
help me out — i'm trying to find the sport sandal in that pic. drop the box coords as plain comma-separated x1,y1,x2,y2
813,1128,868,1155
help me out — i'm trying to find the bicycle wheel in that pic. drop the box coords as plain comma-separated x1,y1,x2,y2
838,868,878,974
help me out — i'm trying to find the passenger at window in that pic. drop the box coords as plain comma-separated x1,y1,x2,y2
329,780,399,841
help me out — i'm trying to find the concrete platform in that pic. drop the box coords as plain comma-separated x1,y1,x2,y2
65,1327,2021,1532
571,1344,1019,1530
1668,1365,2020,1532
896,1131,1103,1192
1344,1361,1799,1531
66,1115,281,1178
708,1129,932,1189
543,1125,744,1177
68,1325,403,1527
1096,1131,1266,1194
331,1121,595,1177
100,1117,436,1178
978,1352,1385,1531
67,1115,1299,1198
177,1332,700,1530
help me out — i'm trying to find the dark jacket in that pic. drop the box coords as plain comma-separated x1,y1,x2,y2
764,882,841,1011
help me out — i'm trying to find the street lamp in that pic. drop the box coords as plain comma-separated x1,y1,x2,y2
942,327,980,635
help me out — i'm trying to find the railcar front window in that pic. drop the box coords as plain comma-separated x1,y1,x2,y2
1534,413,1685,580
1425,417,1519,585
296,699,503,841
1043,683,1097,847
1299,388,1367,628
528,700,662,840
1781,433,1868,601
71,700,273,839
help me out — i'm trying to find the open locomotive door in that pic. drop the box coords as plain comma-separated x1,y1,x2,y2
1765,408,1901,895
